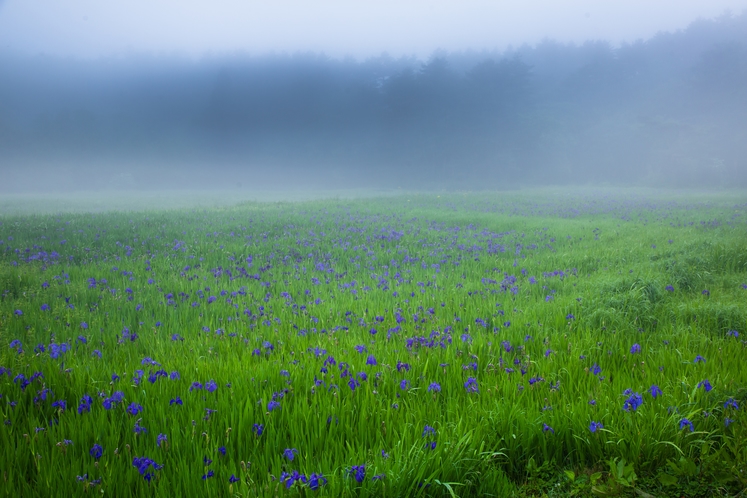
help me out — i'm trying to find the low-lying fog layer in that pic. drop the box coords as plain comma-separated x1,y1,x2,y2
0,12,745,192
0,188,403,215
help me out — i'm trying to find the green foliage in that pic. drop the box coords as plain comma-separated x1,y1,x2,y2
585,278,663,331
0,190,745,497
679,302,746,335
565,469,604,497
589,458,637,496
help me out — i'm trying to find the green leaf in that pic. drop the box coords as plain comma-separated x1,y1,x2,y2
666,460,681,475
591,485,615,496
714,472,736,484
657,473,678,486
679,457,697,477
434,480,458,498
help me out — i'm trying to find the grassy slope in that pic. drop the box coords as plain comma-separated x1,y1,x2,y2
0,189,745,497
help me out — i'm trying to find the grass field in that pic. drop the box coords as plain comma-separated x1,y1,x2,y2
0,188,745,497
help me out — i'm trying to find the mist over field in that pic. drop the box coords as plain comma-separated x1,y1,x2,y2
3,5,747,495
0,8,746,193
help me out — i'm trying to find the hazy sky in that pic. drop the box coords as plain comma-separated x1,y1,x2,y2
1,0,746,59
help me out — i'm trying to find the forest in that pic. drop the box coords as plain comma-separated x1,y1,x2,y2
0,11,745,191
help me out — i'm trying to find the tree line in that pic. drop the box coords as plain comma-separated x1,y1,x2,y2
0,11,745,190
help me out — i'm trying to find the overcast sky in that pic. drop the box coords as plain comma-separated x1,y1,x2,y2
1,0,746,59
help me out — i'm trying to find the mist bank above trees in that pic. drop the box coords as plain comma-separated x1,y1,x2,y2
0,12,746,191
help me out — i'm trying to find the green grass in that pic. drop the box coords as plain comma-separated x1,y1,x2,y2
0,188,745,497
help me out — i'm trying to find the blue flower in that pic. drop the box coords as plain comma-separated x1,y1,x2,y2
679,418,694,432
694,355,706,364
464,377,479,393
649,385,663,398
349,465,365,483
49,343,68,359
205,380,218,392
308,472,327,489
281,470,307,488
90,444,103,460
141,357,159,366
623,391,643,412
132,456,162,479
427,382,441,393
127,403,143,416
157,434,167,447
589,421,603,433
102,391,125,410
283,448,298,461
268,400,281,412
252,423,264,436
630,343,641,354
78,394,93,414
542,423,555,434
697,379,712,392
463,362,477,372
229,474,240,483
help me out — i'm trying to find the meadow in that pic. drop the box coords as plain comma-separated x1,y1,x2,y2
0,189,745,497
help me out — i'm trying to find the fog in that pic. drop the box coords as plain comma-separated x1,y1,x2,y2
1,10,746,192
